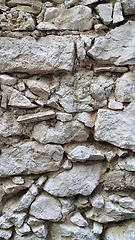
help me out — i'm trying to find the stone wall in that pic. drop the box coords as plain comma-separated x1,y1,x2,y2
0,0,135,239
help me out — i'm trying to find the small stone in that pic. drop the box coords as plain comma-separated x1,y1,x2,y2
113,2,124,24
109,194,121,203
14,233,41,240
83,0,99,5
12,177,25,185
75,196,89,209
121,0,135,15
105,151,116,162
70,212,88,227
29,184,38,196
56,112,72,122
32,224,48,238
0,229,12,240
117,149,128,157
92,222,103,235
62,159,72,170
27,217,44,227
3,178,33,195
94,23,106,32
47,97,61,110
95,3,113,25
36,176,47,188
94,67,128,73
8,213,26,228
15,223,31,236
75,112,96,128
118,156,135,171
90,194,104,208
24,90,36,100
1,93,7,109
119,197,135,210
65,0,78,8
108,99,123,110
59,198,74,218
0,74,17,86
76,39,86,61
0,214,13,229
8,91,37,108
17,82,25,92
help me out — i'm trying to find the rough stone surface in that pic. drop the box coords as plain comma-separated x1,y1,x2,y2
44,163,102,197
0,36,75,74
113,2,124,24
121,0,135,15
95,3,113,25
117,156,135,171
17,110,55,123
0,229,12,240
70,212,88,227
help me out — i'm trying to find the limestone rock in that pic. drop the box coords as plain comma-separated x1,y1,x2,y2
3,177,33,194
62,159,72,170
90,194,104,208
92,222,103,235
104,171,135,191
56,112,72,122
0,74,17,86
0,229,12,240
70,212,88,227
8,91,37,108
15,223,31,236
75,112,96,128
60,198,75,218
95,3,113,25
108,99,123,110
105,151,116,162
32,224,48,238
14,233,42,240
67,146,104,162
32,120,89,144
83,0,99,5
88,21,135,66
44,163,102,197
76,39,86,61
121,0,135,15
0,214,14,229
27,217,44,227
113,2,124,24
0,36,75,74
117,156,135,171
37,6,93,31
119,197,135,210
7,0,42,11
12,177,25,185
104,220,135,240
50,223,100,240
94,103,135,151
36,176,47,188
8,213,26,228
30,192,62,222
0,141,64,177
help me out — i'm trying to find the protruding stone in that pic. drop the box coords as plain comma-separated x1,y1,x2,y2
32,224,48,238
8,91,37,108
92,222,103,235
36,176,47,188
121,0,135,15
12,177,24,185
90,194,104,208
0,74,17,86
56,112,72,122
113,2,124,24
108,99,123,110
105,151,116,162
95,3,113,25
15,223,31,236
118,156,135,171
75,112,96,128
27,217,44,227
70,212,88,227
0,229,12,240
119,197,135,210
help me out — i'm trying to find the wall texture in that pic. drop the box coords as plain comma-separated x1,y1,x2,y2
0,0,135,239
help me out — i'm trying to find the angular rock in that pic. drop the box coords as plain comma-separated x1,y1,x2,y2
30,192,62,222
0,36,75,74
0,74,17,86
0,214,14,229
29,184,38,197
32,120,89,144
8,91,36,108
76,39,86,61
60,198,75,219
44,163,102,197
94,66,128,73
27,217,44,227
92,222,103,235
119,197,135,210
0,229,12,240
90,194,104,208
104,220,135,240
108,99,123,110
3,177,33,194
0,141,64,177
17,110,55,124
50,223,100,240
8,213,26,228
83,0,99,5
12,177,25,185
118,156,135,171
7,0,42,11
37,6,93,31
67,146,104,162
14,233,42,240
70,212,88,227
95,3,113,25
32,224,48,238
113,2,124,24
105,151,116,162
56,112,72,122
104,171,135,191
36,176,47,188
121,0,135,15
15,223,31,236
75,112,96,128
94,103,135,151
62,159,72,170
88,21,135,66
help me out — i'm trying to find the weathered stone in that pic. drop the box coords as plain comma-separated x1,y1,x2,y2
65,0,78,9
75,112,96,128
3,177,33,194
75,196,89,209
119,197,135,210
115,72,135,103
117,149,128,157
0,214,14,229
15,5,41,14
83,0,99,5
32,120,89,144
12,177,24,185
27,217,44,227
108,99,123,110
17,110,55,124
17,81,25,92
104,171,135,191
67,146,104,162
8,213,26,228
94,23,106,32
62,159,73,170
76,39,86,61
105,151,116,162
8,91,37,108
113,2,124,24
30,192,62,222
36,176,47,188
32,224,48,238
0,36,75,74
7,0,42,11
92,222,103,235
94,103,135,151
50,223,100,240
37,6,93,31
56,112,72,122
29,184,38,197
94,66,128,73
88,21,135,66
60,198,75,219
0,229,12,240
15,223,31,236
44,163,102,197
121,0,135,15
0,141,64,177
47,97,61,110
118,156,135,171
70,212,88,227
0,74,17,86
95,3,113,25
104,220,135,240
109,194,121,203
14,233,41,240
90,194,104,208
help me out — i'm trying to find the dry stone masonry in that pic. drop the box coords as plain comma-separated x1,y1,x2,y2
0,0,135,239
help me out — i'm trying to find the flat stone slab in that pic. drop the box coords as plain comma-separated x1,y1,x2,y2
0,36,75,74
44,163,102,197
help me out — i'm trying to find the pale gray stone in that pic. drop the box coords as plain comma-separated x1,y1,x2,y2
27,217,44,227
88,21,135,66
113,2,124,24
95,3,113,25
3,178,33,194
119,197,135,210
118,156,135,171
90,194,104,208
117,148,128,157
17,82,25,92
121,0,135,15
0,212,26,229
92,222,103,235
75,112,96,128
32,121,89,144
76,39,86,61
36,176,47,188
44,163,102,197
8,90,36,108
65,0,78,8
70,212,88,227
108,99,123,110
12,177,25,185
0,141,64,177
62,159,72,170
105,151,116,162
75,196,89,209
0,74,17,86
14,233,41,240
47,97,61,110
56,112,72,122
32,224,48,238
29,184,38,196
0,229,12,240
109,194,121,203
37,6,93,31
60,198,75,218
94,102,135,151
68,146,104,162
50,223,100,240
15,223,31,236
94,66,128,73
30,192,62,222
104,220,135,240
0,36,75,74
83,0,99,5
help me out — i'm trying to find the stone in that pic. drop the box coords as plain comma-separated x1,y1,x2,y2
14,5,41,14
15,223,31,236
94,23,106,32
32,224,48,238
12,177,25,185
94,66,128,73
32,120,89,144
104,220,135,240
113,2,124,24
37,6,93,31
7,0,42,10
29,184,38,196
50,223,100,240
60,198,75,218
108,99,123,110
47,97,61,110
36,176,47,188
117,156,135,171
109,194,121,203
14,233,42,240
90,194,104,208
83,0,99,5
17,82,25,92
105,151,116,162
0,74,17,86
65,0,78,8
27,217,44,227
62,159,72,170
70,212,88,227
75,112,96,128
0,36,75,74
24,78,50,101
115,72,135,103
56,112,72,122
117,149,128,157
68,146,104,162
76,39,86,61
92,222,103,235
0,229,12,240
17,110,55,124
0,141,64,177
88,21,135,66
44,163,102,197
30,192,62,222
25,90,36,100
95,3,113,25
0,214,14,229
3,177,33,194
8,213,26,228
8,90,37,108
119,197,135,210
104,171,135,191
121,0,135,15
75,196,89,209
94,103,135,151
